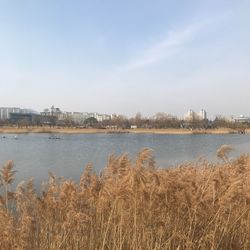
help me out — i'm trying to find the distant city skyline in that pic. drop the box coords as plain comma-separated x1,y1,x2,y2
1,1,250,118
0,105,249,121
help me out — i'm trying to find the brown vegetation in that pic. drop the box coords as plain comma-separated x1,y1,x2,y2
0,126,244,135
0,149,250,249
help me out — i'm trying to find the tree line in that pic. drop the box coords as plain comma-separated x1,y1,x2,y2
0,112,248,130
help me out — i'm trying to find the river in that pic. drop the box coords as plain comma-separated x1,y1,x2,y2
0,133,249,185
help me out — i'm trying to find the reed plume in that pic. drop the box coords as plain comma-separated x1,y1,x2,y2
0,147,249,249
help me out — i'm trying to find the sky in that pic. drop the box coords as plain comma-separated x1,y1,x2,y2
0,0,250,118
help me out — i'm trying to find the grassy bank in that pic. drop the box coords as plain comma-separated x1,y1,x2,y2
0,126,245,135
0,148,249,249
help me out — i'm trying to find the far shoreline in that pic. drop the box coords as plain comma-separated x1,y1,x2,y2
0,126,248,135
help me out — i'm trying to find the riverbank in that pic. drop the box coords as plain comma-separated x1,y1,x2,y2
0,126,247,134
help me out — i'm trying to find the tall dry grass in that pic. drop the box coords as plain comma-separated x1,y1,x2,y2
0,148,249,249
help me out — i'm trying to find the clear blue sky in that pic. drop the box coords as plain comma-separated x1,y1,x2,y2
0,0,250,118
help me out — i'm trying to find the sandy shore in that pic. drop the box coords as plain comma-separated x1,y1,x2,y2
0,126,246,135
130,128,242,134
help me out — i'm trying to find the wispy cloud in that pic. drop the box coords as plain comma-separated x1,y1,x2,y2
117,21,209,72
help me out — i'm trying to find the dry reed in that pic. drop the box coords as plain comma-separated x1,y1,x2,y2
0,147,249,249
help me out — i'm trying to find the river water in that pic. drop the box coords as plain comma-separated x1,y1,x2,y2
0,133,249,185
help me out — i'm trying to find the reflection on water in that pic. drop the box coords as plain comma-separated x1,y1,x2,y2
0,133,249,185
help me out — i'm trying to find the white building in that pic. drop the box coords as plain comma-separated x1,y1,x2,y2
101,114,111,121
199,109,207,120
0,107,20,120
41,106,112,124
0,107,37,120
234,115,250,123
72,112,88,123
184,109,207,121
184,109,196,121
41,106,62,117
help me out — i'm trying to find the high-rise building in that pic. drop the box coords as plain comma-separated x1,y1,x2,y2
199,109,207,120
0,107,38,121
184,109,195,121
0,107,21,120
184,109,207,121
